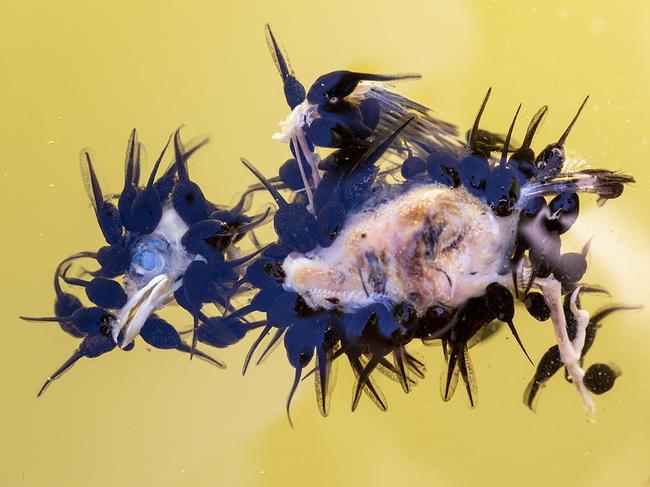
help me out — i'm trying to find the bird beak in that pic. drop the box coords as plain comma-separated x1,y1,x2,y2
111,274,181,347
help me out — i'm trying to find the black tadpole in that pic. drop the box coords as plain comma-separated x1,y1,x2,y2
346,351,387,412
35,334,117,396
500,103,522,167
171,128,209,225
467,87,492,155
535,96,589,179
286,366,302,428
241,158,318,252
557,95,590,147
242,324,272,375
128,132,173,234
524,345,563,410
180,259,215,359
314,347,331,417
458,347,477,408
255,328,286,366
80,151,123,245
392,347,411,394
523,292,551,322
583,363,618,395
458,89,493,196
118,129,141,230
351,356,381,412
154,133,211,201
21,306,114,337
442,344,460,402
240,158,287,207
485,282,533,365
59,265,127,310
349,117,414,173
140,315,226,368
486,104,522,216
265,24,306,109
52,252,94,320
341,117,414,207
511,105,548,165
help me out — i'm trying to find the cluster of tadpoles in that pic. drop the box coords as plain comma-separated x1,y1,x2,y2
21,129,269,394
23,25,636,424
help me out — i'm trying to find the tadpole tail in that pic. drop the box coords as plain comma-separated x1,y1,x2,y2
37,350,84,397
286,366,302,428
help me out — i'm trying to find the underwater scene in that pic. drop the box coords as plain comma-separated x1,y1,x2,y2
2,1,650,486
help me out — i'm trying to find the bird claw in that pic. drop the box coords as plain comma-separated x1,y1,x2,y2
536,276,595,419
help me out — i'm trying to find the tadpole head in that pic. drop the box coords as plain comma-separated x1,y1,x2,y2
284,76,307,110
130,189,163,235
546,191,579,234
307,71,420,105
308,71,359,105
584,363,619,395
170,129,208,225
274,203,318,253
535,96,589,179
535,144,565,179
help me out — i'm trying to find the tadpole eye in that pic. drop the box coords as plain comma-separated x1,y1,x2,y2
299,351,310,366
99,313,113,336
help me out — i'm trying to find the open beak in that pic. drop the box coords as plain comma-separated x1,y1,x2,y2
111,274,182,348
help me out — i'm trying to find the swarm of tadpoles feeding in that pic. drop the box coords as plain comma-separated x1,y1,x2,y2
23,24,636,426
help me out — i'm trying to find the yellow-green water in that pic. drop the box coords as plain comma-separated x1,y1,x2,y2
1,1,649,486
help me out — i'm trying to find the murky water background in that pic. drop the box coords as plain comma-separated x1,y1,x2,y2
1,1,649,486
